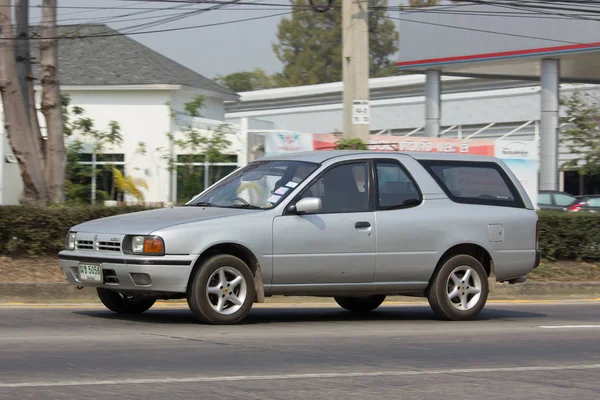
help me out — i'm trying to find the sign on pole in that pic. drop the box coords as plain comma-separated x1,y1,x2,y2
352,100,370,125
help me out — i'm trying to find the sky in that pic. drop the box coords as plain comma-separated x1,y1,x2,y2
27,0,408,80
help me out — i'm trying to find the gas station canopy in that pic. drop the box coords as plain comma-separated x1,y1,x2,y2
396,42,600,84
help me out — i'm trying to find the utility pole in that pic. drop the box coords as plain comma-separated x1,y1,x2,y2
342,0,370,141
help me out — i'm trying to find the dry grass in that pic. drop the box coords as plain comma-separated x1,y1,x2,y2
1,256,599,283
0,256,66,283
527,260,600,282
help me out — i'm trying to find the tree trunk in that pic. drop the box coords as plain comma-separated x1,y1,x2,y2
40,0,66,203
0,0,48,204
15,0,45,161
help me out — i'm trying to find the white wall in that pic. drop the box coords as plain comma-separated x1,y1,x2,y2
225,83,600,134
1,86,236,205
170,86,226,121
0,107,24,205
61,89,173,204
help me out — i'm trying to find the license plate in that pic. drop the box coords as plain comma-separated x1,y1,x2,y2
78,263,103,283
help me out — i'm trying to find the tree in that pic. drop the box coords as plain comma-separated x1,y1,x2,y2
62,94,148,204
560,92,600,176
214,68,276,92
0,0,48,204
40,0,67,203
0,0,66,205
335,137,368,150
159,96,233,203
15,0,42,147
273,0,399,86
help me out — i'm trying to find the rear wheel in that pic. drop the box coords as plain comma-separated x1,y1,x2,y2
96,288,156,314
187,254,256,325
427,255,488,321
334,295,386,313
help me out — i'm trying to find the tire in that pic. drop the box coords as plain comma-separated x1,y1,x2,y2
427,255,489,321
96,288,156,314
187,254,256,325
334,295,386,313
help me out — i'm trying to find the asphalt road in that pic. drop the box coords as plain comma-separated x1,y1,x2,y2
1,301,599,399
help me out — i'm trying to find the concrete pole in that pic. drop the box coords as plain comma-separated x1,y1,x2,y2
239,117,249,166
425,70,441,138
342,0,370,141
539,59,559,191
0,122,4,205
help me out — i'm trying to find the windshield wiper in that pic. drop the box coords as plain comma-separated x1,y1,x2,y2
223,204,263,210
185,201,217,207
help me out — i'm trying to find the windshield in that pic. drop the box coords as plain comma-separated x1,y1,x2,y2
187,160,319,209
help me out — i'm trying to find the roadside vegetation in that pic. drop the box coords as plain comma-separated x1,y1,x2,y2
1,206,600,283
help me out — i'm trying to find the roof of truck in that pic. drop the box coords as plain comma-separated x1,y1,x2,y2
260,150,499,164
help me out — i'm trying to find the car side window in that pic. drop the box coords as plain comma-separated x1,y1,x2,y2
299,162,369,213
419,160,524,208
376,161,421,210
588,198,600,207
554,193,575,206
538,193,552,205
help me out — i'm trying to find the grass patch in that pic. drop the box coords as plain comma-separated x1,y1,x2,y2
1,257,600,284
527,260,600,282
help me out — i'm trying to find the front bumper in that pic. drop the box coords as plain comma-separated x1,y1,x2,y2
59,251,196,294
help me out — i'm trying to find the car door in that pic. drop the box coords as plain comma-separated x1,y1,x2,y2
272,161,376,284
373,158,439,283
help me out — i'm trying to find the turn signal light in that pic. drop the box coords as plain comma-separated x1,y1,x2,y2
143,238,164,254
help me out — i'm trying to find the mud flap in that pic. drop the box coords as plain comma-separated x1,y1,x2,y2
488,263,496,294
253,266,265,303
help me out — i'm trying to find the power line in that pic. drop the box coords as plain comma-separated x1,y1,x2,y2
24,10,296,40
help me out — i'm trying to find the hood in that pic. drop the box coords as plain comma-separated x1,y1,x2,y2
71,206,260,235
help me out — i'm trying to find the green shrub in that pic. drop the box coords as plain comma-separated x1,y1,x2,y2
1,206,600,260
537,210,600,261
0,205,152,256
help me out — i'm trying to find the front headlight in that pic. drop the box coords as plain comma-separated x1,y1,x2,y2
127,235,165,256
65,232,76,250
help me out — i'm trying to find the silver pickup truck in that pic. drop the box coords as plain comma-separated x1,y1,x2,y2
59,151,540,324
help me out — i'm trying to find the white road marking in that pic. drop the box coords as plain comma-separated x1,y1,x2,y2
538,325,600,329
1,364,599,388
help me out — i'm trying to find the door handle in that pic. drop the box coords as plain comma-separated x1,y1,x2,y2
355,221,371,229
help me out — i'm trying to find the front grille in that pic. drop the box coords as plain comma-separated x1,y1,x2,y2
76,240,93,250
97,241,121,252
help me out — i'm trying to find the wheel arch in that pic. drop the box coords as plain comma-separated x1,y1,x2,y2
187,242,265,303
428,243,494,290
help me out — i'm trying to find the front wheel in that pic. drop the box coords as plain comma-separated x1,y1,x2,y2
334,295,386,313
96,288,156,314
187,254,256,325
427,255,489,321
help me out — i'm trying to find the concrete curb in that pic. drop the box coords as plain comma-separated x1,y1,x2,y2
1,281,599,304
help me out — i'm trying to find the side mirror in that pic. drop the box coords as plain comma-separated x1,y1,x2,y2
291,197,322,214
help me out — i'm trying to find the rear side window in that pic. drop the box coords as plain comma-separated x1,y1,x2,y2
419,160,525,208
376,161,422,210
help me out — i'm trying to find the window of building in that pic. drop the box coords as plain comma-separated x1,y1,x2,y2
73,153,126,202
175,154,239,203
299,162,369,213
420,160,524,208
376,161,421,210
